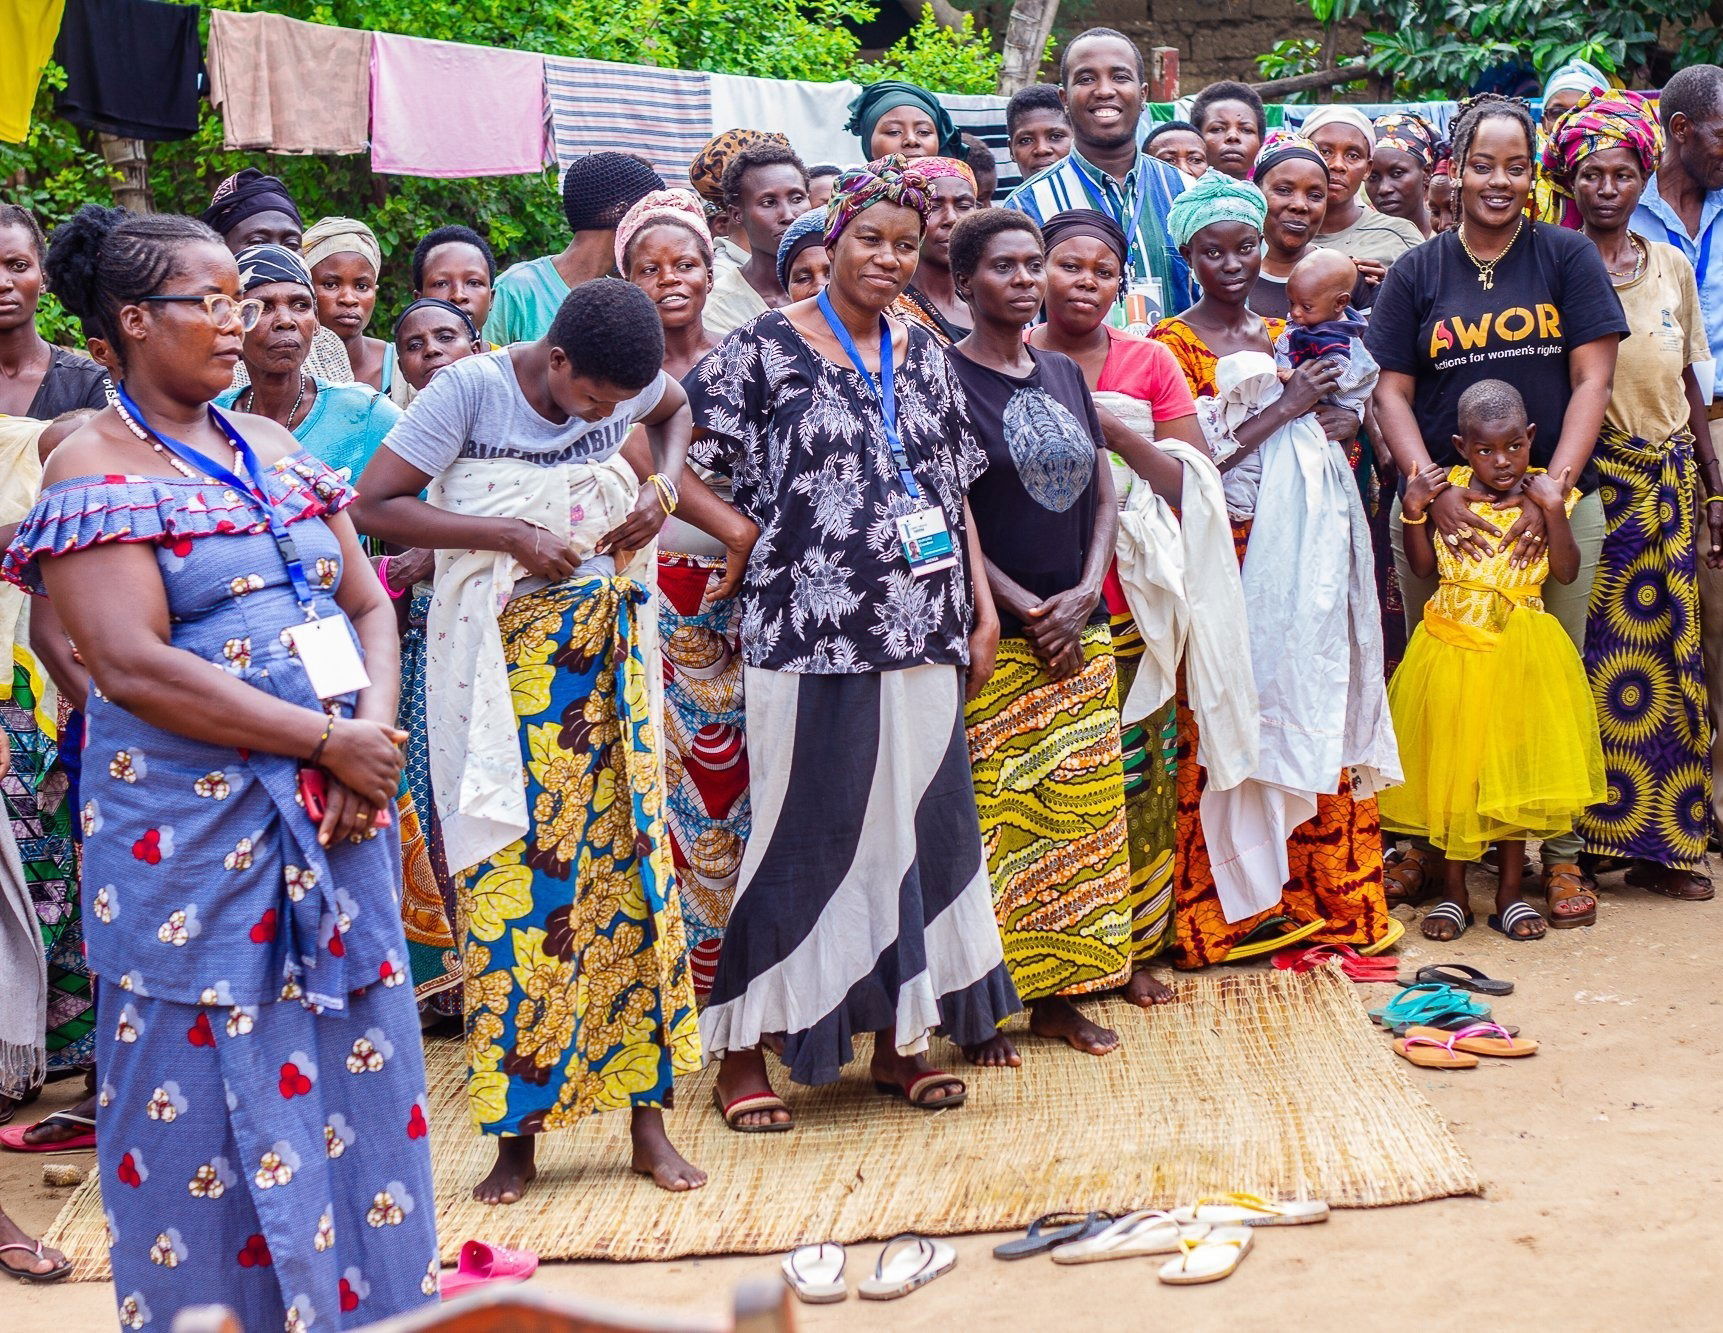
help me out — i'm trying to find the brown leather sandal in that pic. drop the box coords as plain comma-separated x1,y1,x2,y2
1625,862,1716,901
1540,861,1597,928
1384,843,1442,907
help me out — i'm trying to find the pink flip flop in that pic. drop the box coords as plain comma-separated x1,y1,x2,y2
438,1240,540,1298
0,1113,97,1153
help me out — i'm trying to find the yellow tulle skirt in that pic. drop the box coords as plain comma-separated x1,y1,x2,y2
1379,607,1605,863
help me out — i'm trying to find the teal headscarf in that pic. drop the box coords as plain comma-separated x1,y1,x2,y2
1166,169,1267,248
845,81,963,159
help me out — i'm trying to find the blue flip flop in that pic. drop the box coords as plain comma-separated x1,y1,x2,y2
1368,983,1490,1028
992,1211,1112,1260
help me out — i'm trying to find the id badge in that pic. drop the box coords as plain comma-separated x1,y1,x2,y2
1695,357,1718,402
895,505,958,577
1121,278,1163,336
283,613,372,699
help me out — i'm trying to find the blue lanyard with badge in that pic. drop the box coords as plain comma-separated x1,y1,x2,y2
1663,216,1718,398
817,291,957,577
114,382,372,699
1073,161,1162,328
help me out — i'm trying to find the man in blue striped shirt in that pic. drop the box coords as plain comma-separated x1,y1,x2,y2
1004,28,1192,331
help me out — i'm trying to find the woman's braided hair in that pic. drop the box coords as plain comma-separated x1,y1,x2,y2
1448,93,1537,173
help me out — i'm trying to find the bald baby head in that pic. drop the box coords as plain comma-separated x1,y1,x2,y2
1285,248,1358,327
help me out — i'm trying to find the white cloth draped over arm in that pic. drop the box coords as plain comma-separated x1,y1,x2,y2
1093,390,1259,794
424,454,640,875
1193,351,1400,923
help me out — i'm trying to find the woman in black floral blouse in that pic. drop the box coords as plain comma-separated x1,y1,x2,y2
684,158,1021,1131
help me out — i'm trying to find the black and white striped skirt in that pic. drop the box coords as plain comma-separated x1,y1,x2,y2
699,663,1021,1085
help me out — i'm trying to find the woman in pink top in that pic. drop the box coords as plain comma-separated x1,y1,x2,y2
1028,209,1200,1006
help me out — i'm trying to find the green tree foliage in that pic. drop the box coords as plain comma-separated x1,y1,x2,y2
1276,1,1723,99
0,0,1005,325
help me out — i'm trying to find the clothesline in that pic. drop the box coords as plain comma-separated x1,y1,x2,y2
3,0,1467,190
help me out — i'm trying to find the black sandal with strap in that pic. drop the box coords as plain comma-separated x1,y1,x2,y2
1385,844,1442,907
1419,901,1472,941
1488,900,1547,941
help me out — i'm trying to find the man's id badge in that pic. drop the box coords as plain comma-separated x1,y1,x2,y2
896,505,958,577
1121,278,1164,336
283,613,372,699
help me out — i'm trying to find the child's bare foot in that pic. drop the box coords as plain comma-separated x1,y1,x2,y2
1124,967,1175,1007
962,1032,1021,1066
472,1135,536,1205
1029,996,1118,1055
630,1109,706,1192
713,1047,792,1129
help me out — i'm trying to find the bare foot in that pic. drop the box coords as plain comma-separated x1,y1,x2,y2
21,1094,95,1146
961,1032,1021,1067
0,1206,67,1278
630,1108,706,1192
472,1135,537,1205
1123,967,1175,1007
1029,996,1118,1056
713,1047,792,1129
871,1038,966,1106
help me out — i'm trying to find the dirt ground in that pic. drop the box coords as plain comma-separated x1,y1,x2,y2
4,871,1719,1331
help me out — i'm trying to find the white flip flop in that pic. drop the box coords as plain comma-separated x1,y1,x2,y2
780,1242,846,1303
1173,1192,1330,1227
1050,1210,1209,1264
1157,1226,1254,1285
856,1234,956,1300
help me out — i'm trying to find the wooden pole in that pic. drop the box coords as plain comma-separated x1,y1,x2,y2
1149,46,1179,103
1250,62,1369,99
98,134,153,213
997,0,1061,95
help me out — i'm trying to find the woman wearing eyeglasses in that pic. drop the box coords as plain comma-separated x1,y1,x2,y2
4,205,439,1331
213,246,401,486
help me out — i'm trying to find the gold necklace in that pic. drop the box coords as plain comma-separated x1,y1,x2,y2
1457,215,1523,291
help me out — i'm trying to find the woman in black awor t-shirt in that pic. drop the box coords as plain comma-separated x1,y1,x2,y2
1366,93,1627,928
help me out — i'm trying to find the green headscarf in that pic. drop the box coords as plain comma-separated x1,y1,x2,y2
845,81,963,159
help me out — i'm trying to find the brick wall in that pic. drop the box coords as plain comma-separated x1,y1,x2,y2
1084,0,1367,95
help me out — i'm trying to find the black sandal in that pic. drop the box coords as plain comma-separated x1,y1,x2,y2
1408,963,1513,996
1488,900,1547,940
1419,901,1472,941
992,1211,1112,1260
0,1239,71,1283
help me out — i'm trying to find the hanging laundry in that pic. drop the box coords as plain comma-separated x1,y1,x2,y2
938,90,1012,196
545,56,711,183
206,9,372,156
707,71,858,172
0,1,65,144
52,0,202,141
369,32,548,178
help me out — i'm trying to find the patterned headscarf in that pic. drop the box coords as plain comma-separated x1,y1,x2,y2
613,188,714,271
845,80,963,158
913,155,977,193
688,129,791,204
776,207,830,289
1539,88,1664,229
1167,168,1267,247
823,156,932,246
1249,130,1327,184
1372,112,1440,173
233,243,314,294
301,216,381,275
201,168,300,236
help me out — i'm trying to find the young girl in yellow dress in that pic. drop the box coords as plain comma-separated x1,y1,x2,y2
1380,380,1604,943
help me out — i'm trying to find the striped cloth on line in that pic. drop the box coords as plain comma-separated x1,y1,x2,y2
545,54,712,180
938,91,1013,200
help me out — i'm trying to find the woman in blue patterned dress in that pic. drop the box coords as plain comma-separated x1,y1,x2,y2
5,205,438,1330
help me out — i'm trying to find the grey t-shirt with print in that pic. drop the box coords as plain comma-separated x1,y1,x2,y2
380,347,668,477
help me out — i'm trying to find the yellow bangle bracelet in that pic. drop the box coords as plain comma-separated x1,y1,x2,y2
1401,511,1429,525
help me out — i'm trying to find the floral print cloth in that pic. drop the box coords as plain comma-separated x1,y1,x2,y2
4,447,437,1329
460,576,699,1136
685,312,988,674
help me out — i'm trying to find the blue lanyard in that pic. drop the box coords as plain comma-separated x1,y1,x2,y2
1661,213,1715,289
115,382,322,613
1072,161,1152,277
817,290,923,502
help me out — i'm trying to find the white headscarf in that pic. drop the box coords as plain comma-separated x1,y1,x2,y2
1298,105,1375,151
1543,58,1609,103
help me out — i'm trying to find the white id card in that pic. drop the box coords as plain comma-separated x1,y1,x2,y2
1121,278,1163,336
283,613,372,699
896,505,958,577
1694,357,1717,402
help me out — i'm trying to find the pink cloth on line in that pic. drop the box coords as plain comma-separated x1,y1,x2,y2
369,32,548,178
